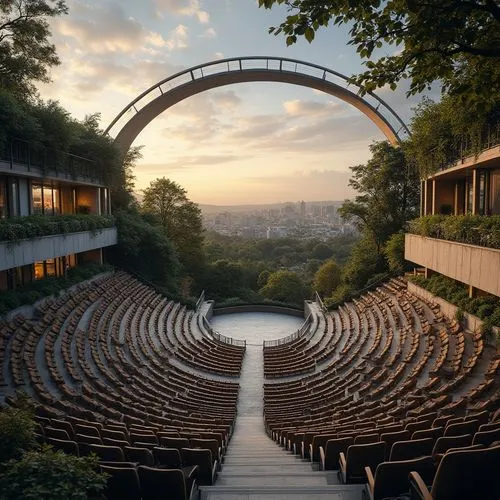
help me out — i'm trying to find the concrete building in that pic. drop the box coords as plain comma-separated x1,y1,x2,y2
0,138,117,290
405,144,500,298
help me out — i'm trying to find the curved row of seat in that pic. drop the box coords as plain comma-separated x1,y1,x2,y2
262,278,500,494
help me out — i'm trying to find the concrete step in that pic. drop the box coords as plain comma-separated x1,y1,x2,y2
200,484,364,500
223,459,308,467
222,464,314,474
216,472,340,487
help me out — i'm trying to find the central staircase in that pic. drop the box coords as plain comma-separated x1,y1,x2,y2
199,340,364,499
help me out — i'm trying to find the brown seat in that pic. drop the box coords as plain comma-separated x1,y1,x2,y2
101,429,128,442
88,444,125,462
339,441,386,484
46,437,79,456
74,424,100,438
130,432,158,446
50,419,75,440
75,433,102,445
409,444,500,499
310,434,337,463
464,411,489,426
320,437,354,471
124,446,154,466
153,447,183,468
389,438,434,462
365,456,435,500
479,421,500,433
160,436,190,450
181,448,217,486
138,466,196,500
354,433,379,445
432,434,472,455
380,430,410,460
444,419,479,437
406,420,433,434
412,426,444,442
45,427,70,441
100,465,141,500
190,438,221,466
472,428,500,447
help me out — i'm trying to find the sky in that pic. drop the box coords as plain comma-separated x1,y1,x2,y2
37,0,436,205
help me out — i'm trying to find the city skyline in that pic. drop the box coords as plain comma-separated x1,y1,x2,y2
37,0,437,205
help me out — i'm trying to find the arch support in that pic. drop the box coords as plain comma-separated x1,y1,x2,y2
105,57,409,154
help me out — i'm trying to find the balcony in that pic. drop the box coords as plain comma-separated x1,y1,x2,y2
0,226,117,271
405,233,500,297
0,138,106,187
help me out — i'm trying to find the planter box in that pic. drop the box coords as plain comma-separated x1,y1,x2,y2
405,233,500,297
0,227,117,271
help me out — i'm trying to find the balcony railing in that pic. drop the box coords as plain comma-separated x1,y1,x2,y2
408,215,500,250
0,138,105,184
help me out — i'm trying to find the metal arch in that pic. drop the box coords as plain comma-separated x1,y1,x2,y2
105,56,410,153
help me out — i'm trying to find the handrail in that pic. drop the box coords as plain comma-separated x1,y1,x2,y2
105,56,410,142
315,291,327,312
263,312,312,348
201,315,246,348
195,290,205,311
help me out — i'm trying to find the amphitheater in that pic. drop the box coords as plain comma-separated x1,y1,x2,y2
1,270,499,499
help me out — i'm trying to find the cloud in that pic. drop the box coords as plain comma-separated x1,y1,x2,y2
153,0,209,23
283,99,344,117
201,27,216,39
166,24,189,50
138,154,252,174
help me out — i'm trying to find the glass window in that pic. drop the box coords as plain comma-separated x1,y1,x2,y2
34,262,45,280
45,258,56,277
32,183,43,214
52,187,60,215
490,169,500,215
0,177,6,218
43,185,54,215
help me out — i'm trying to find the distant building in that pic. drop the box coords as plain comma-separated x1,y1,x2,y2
266,226,287,239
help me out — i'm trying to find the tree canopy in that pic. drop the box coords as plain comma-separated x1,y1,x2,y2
313,259,341,298
0,0,68,98
259,269,309,306
142,178,205,284
258,0,500,112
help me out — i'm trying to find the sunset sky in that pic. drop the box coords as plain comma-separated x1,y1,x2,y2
38,0,436,205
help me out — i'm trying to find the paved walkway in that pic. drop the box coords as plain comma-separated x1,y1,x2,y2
200,313,363,500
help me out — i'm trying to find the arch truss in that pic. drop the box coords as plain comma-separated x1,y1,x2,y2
105,56,410,153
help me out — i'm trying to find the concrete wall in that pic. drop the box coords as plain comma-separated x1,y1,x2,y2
0,227,117,271
405,233,500,297
213,304,305,317
407,281,498,341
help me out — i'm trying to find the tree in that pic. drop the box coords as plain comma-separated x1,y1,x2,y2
0,0,68,98
258,0,500,112
339,141,419,252
313,259,341,297
142,178,205,280
384,232,406,274
259,269,308,306
0,406,36,463
110,211,179,291
0,447,107,499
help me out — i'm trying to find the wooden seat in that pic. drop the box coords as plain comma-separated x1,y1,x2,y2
409,444,500,500
432,434,472,455
389,438,434,462
365,456,435,500
320,437,354,471
339,441,386,484
100,465,141,500
138,466,196,500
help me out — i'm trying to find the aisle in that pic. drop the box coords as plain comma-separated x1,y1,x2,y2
200,334,363,499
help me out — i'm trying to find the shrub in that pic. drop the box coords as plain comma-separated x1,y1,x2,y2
0,447,107,499
0,407,37,463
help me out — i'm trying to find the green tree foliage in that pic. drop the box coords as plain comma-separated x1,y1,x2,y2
202,259,245,300
406,96,500,177
384,232,406,274
109,211,179,291
0,406,36,463
258,0,500,112
259,269,309,306
339,141,419,251
142,178,205,280
0,0,68,98
0,447,107,499
313,259,341,297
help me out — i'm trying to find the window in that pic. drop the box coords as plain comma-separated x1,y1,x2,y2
45,258,56,277
490,169,500,215
32,183,43,214
0,177,6,218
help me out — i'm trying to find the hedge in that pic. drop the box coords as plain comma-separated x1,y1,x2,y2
0,214,115,242
408,215,500,249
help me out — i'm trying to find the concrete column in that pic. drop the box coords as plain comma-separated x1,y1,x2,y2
420,180,424,217
423,180,428,216
454,182,459,215
472,169,478,215
431,180,436,215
